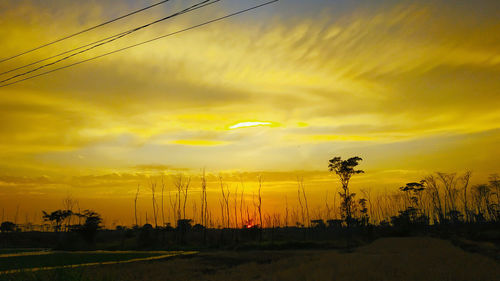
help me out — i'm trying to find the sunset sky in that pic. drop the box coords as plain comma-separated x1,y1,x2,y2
0,0,499,226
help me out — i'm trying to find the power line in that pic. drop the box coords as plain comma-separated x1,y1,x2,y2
0,0,278,88
0,0,218,84
0,0,218,77
0,33,126,77
0,0,174,63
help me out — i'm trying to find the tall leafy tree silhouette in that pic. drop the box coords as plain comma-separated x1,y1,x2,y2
42,210,72,232
328,156,364,226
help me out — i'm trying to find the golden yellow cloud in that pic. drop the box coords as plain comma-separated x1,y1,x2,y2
0,0,498,225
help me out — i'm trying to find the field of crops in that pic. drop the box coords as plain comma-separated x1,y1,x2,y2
0,249,49,255
0,250,193,275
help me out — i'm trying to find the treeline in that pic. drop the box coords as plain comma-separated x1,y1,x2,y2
129,157,499,230
327,157,499,229
1,156,499,234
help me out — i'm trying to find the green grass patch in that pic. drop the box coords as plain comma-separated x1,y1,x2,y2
0,252,166,271
0,249,47,255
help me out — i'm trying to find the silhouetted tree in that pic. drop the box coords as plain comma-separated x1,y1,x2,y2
400,181,425,210
358,198,369,226
424,172,472,224
471,184,496,222
311,219,326,229
391,207,429,229
150,180,158,228
327,219,343,229
488,174,500,221
459,171,472,222
138,223,155,248
77,210,102,243
297,177,310,227
392,182,429,228
42,210,72,232
134,184,140,227
177,219,192,232
177,219,192,244
424,175,445,223
328,156,364,226
0,221,16,232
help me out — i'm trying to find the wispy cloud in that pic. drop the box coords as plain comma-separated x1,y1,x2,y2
0,0,498,221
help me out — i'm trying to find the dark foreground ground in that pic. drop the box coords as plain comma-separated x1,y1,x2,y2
2,237,499,281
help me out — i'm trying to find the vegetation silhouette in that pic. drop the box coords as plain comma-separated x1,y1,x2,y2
0,156,498,254
0,221,16,232
328,156,364,226
78,210,103,244
42,210,72,232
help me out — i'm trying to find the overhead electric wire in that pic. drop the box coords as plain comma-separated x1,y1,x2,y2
0,0,219,84
0,0,279,88
0,0,220,77
0,0,174,63
0,32,128,77
0,0,278,88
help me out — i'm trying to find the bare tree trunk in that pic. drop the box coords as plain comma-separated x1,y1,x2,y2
219,175,230,228
240,177,245,227
226,186,231,228
324,191,330,220
204,178,208,227
134,184,140,227
438,172,458,219
169,187,178,225
63,195,75,231
461,171,471,222
491,174,500,221
161,177,165,227
14,204,19,225
192,201,197,224
258,176,263,230
426,175,444,223
219,199,225,229
151,180,158,228
246,205,250,226
297,177,310,227
252,192,257,225
285,195,289,227
182,177,191,220
234,184,239,228
333,188,338,219
200,170,207,227
258,176,263,229
297,178,305,226
361,188,373,224
173,175,183,223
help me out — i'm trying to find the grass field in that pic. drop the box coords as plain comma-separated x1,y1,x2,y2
0,249,48,255
1,237,498,281
0,250,192,275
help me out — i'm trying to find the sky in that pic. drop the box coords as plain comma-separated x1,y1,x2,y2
0,0,499,226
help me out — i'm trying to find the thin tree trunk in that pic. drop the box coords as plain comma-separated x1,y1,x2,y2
134,184,140,227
